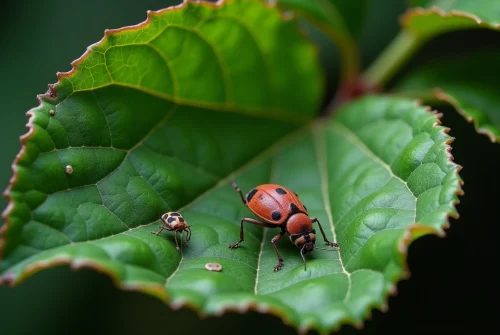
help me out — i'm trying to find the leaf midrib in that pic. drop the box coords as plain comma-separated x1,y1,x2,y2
313,126,352,302
252,123,351,295
64,82,307,123
332,122,417,227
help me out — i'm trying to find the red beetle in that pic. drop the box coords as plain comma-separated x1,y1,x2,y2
228,182,339,271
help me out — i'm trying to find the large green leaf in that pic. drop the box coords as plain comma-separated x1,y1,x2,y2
402,0,500,39
396,51,500,142
0,0,462,333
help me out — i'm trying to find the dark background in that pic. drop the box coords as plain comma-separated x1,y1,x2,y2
0,1,497,334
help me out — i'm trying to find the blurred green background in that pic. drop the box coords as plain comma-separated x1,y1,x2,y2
0,1,496,334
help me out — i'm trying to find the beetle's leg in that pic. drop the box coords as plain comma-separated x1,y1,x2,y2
271,231,285,272
151,225,169,235
228,218,275,249
151,226,164,235
183,227,191,247
232,182,247,206
173,231,181,251
311,217,340,248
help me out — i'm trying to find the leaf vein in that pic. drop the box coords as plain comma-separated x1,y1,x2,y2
141,144,221,179
147,23,231,104
313,125,352,303
68,83,303,124
333,122,417,226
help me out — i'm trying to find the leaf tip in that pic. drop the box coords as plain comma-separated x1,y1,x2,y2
390,282,398,293
169,299,187,311
434,88,499,143
0,272,15,286
398,224,444,260
47,84,57,99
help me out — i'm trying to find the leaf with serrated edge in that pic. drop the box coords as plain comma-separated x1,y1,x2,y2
0,0,462,334
402,0,500,39
396,50,500,142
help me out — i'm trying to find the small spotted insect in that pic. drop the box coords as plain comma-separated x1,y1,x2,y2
229,182,339,271
152,212,191,251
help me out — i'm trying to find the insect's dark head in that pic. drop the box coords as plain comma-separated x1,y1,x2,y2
290,229,316,251
290,230,317,271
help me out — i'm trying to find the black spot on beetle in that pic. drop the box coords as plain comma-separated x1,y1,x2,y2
275,187,287,195
179,218,185,222
170,212,181,216
304,234,311,241
290,203,300,214
304,205,307,211
272,211,282,221
167,217,176,223
246,189,258,202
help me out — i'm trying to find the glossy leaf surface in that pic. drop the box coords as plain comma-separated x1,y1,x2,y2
0,0,462,333
396,51,500,142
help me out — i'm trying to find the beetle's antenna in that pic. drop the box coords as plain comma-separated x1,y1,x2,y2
300,245,307,271
315,247,338,251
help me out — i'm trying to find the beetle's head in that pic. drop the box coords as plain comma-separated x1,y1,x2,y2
289,230,317,271
291,230,316,251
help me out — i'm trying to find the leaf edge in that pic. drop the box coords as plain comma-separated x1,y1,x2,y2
433,88,499,143
401,6,500,36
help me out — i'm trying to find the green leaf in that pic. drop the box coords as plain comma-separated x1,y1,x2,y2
0,0,462,333
402,0,500,39
396,50,500,142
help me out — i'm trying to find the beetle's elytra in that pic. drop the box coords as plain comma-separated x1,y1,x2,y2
229,182,339,271
152,212,191,251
